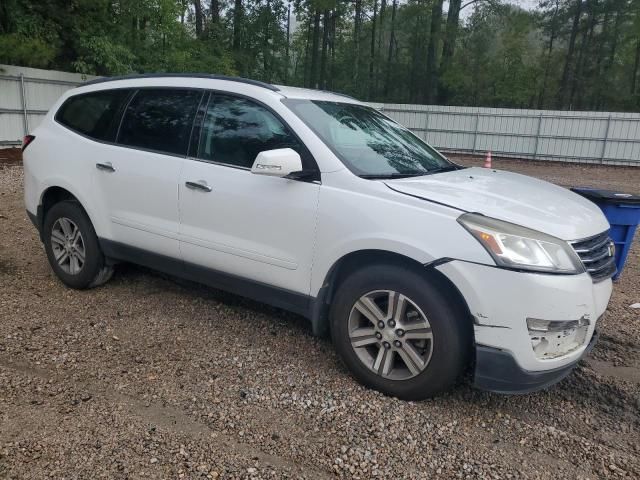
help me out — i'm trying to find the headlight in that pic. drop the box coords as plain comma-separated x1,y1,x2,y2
457,213,585,274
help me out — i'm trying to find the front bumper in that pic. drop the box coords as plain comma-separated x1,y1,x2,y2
436,260,612,393
474,329,598,394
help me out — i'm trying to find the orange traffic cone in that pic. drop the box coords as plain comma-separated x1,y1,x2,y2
483,150,492,168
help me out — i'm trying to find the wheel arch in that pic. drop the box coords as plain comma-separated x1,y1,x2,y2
37,185,97,241
309,249,475,341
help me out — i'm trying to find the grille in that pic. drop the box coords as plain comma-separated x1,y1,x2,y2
570,231,616,282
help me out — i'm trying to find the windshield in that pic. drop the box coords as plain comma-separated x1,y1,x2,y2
283,99,455,178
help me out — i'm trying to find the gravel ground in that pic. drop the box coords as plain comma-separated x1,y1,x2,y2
1,151,639,479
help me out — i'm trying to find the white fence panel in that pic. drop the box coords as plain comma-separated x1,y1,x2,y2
373,103,640,166
0,64,97,145
0,65,638,166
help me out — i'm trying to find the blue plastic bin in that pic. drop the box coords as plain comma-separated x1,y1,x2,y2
571,188,640,280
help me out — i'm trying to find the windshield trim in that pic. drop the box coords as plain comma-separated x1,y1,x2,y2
281,98,454,179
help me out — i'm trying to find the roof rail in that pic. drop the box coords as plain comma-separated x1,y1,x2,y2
80,73,280,92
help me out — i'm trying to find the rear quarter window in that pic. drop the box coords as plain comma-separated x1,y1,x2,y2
55,89,131,142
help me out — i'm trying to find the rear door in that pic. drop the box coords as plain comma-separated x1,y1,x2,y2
92,88,203,259
178,93,320,295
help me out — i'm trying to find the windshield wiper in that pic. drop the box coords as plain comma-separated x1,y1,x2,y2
425,164,464,174
359,173,427,179
359,165,463,180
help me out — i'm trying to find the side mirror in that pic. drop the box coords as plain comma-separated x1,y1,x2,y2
251,148,303,178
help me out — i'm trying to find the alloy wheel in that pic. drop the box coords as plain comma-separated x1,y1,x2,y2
50,217,85,275
348,290,434,380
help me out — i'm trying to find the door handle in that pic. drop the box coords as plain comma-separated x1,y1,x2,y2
185,180,212,192
96,162,115,172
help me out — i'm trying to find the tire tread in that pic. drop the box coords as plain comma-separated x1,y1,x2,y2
43,200,113,290
330,262,471,400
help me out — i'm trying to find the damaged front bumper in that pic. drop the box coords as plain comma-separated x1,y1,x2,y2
436,260,612,394
473,329,599,394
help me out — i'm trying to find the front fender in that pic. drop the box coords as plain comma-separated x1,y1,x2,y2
310,235,437,297
309,182,493,297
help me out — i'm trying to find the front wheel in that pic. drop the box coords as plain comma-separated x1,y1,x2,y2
330,264,471,400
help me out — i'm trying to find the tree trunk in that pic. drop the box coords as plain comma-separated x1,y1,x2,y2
594,8,623,108
425,0,444,104
376,0,387,95
354,0,363,88
320,10,330,89
263,0,271,82
310,10,322,89
0,0,15,33
294,55,300,82
441,0,461,64
131,17,138,46
589,9,610,108
330,10,337,90
303,18,312,87
179,0,187,25
556,0,582,109
570,0,597,108
285,3,291,83
597,6,625,109
606,10,622,72
538,0,560,108
211,0,220,24
632,38,640,95
384,0,398,100
409,12,422,102
232,0,243,50
369,0,378,99
193,0,203,38
438,0,461,103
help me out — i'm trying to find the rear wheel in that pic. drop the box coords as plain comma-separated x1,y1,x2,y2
43,201,113,289
330,263,470,400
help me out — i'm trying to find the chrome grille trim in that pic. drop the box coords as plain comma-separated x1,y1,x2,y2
570,231,616,282
572,235,610,254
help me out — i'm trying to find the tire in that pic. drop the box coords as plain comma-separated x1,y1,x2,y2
43,201,113,289
330,263,471,400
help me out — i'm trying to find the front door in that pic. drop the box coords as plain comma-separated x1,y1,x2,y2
178,93,320,295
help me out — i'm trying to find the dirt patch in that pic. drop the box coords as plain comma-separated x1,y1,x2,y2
0,147,22,167
587,359,640,384
1,160,639,478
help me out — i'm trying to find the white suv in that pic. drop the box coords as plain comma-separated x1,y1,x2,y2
23,74,615,399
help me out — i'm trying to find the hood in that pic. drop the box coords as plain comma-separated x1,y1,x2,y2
385,167,609,240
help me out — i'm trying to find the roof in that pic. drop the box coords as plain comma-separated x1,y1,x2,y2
78,73,361,104
81,73,279,91
274,85,360,103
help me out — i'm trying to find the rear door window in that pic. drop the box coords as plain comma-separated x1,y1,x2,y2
56,89,131,142
118,89,203,156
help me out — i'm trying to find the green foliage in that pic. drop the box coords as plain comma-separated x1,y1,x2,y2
0,0,238,76
159,39,236,74
72,36,136,75
442,4,543,107
0,33,56,68
1,0,639,111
